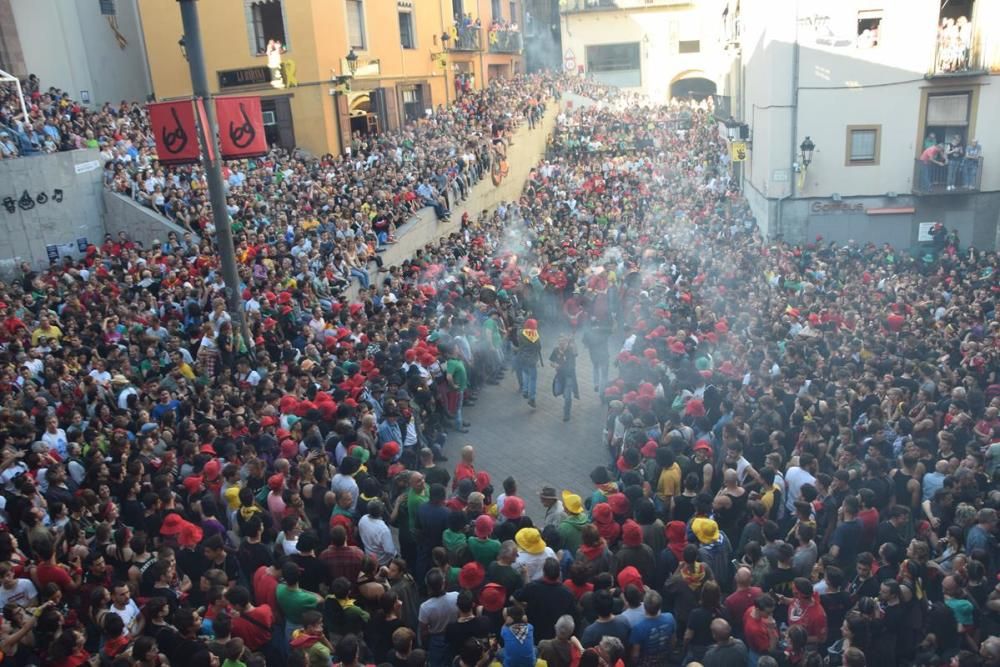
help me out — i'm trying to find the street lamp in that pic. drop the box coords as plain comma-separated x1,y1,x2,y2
346,49,359,76
178,36,187,60
800,136,815,168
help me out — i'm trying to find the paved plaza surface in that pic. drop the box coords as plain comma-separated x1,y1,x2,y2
447,323,611,520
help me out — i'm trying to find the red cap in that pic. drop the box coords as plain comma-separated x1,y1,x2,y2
202,460,221,481
500,496,524,520
693,440,713,454
607,493,630,517
183,475,203,495
458,562,485,590
592,502,613,524
474,514,495,539
281,439,299,459
479,583,507,612
684,399,706,417
199,444,217,455
475,471,491,492
177,521,203,548
260,416,278,428
622,519,643,547
640,440,659,458
617,565,644,592
379,441,401,461
160,513,186,535
268,473,285,491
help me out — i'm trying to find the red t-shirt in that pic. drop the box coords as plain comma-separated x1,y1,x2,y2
857,508,879,548
788,595,827,642
253,566,280,613
743,607,778,653
725,587,763,630
231,604,274,650
36,561,74,593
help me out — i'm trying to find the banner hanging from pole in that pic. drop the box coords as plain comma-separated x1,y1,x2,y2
215,96,268,159
147,100,200,165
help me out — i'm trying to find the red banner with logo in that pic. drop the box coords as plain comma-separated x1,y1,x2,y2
215,96,267,159
147,100,200,165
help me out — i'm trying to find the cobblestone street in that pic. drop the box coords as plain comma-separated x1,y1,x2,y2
445,323,611,520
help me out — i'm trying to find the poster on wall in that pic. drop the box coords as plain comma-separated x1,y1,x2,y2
147,100,201,165
917,222,937,242
215,96,268,159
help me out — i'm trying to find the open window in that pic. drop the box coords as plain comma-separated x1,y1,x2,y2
935,0,977,72
922,92,971,150
856,10,881,48
249,0,286,55
398,10,415,49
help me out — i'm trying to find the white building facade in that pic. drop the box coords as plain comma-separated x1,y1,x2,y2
559,0,729,105
725,0,1000,248
1,0,151,105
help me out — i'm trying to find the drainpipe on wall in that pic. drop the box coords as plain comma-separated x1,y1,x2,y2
775,192,793,241
789,0,800,200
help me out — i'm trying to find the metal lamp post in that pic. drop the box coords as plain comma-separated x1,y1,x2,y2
176,0,252,357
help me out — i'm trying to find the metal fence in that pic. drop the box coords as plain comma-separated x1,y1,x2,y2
912,156,982,194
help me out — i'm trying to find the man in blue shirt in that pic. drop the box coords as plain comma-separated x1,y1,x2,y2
628,590,676,667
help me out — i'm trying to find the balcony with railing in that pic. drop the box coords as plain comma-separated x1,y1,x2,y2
912,155,983,194
488,30,523,54
561,0,691,12
930,17,986,76
446,26,482,52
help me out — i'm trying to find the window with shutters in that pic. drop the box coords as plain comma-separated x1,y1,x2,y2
923,92,971,151
585,43,641,87
346,0,366,50
399,10,415,49
247,0,287,55
845,125,880,165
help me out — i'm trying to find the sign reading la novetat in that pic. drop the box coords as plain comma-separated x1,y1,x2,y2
810,200,866,214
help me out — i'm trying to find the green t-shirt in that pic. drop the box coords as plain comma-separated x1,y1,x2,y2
483,318,502,349
468,537,502,566
407,487,429,534
446,358,469,391
276,583,320,624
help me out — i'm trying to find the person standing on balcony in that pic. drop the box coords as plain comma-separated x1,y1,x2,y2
963,139,981,188
945,135,964,190
919,143,947,192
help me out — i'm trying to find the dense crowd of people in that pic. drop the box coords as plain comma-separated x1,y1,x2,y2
0,65,997,667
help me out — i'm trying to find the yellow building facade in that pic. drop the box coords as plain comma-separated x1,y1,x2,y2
138,0,516,156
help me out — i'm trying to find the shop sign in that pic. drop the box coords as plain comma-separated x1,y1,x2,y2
810,201,865,214
218,66,272,89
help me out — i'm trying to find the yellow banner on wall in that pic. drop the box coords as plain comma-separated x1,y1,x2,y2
730,140,748,162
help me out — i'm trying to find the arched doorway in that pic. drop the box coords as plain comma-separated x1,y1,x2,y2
670,75,717,100
349,93,378,137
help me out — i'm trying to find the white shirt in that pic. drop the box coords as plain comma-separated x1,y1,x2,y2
41,429,69,459
784,466,817,513
358,515,396,565
117,386,138,410
0,579,37,607
515,547,557,582
110,599,142,636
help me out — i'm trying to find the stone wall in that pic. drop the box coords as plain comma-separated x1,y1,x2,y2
103,191,196,249
375,102,558,272
338,102,557,299
0,99,559,283
0,149,105,276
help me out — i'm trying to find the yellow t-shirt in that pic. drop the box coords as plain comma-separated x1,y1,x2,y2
760,482,781,513
31,325,63,345
656,463,682,501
